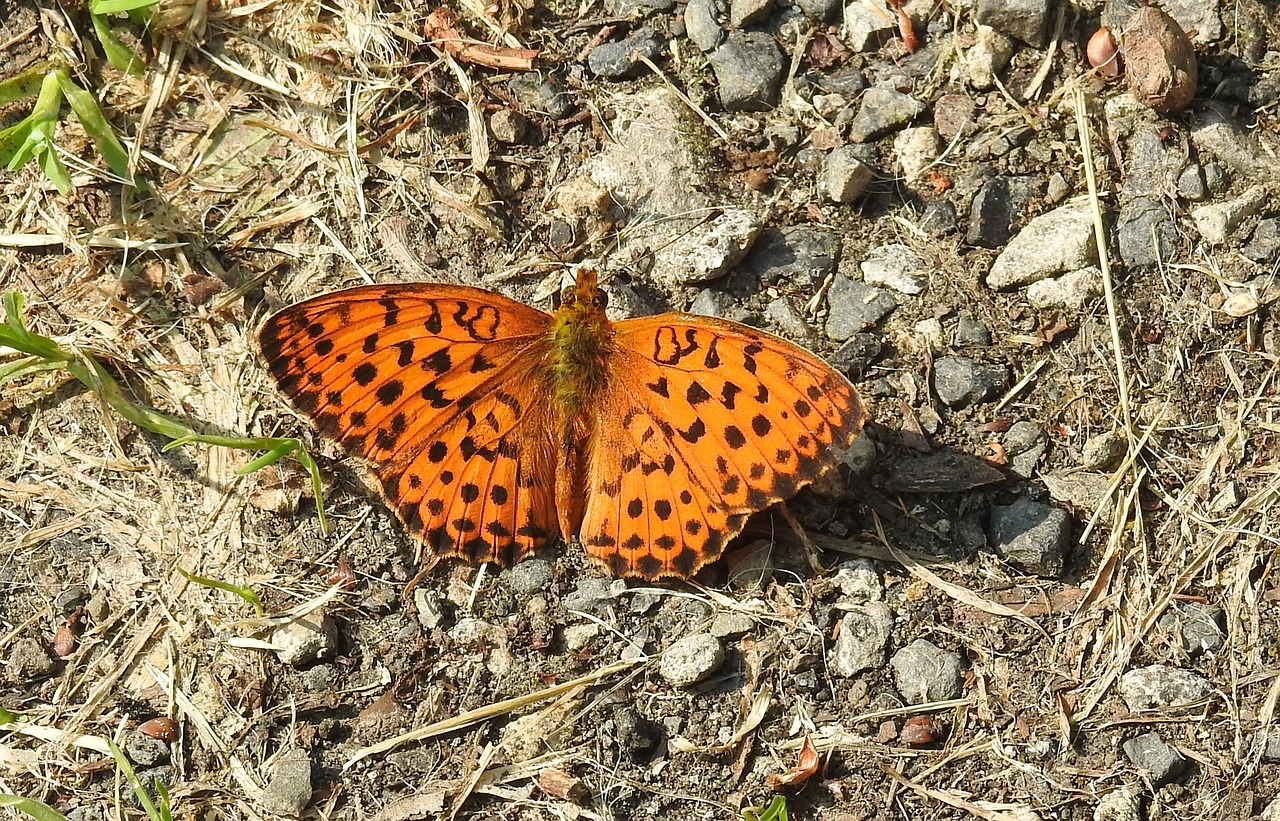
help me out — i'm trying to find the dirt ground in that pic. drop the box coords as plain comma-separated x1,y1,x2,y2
3,0,1280,819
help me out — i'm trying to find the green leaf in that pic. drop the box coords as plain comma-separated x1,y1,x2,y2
0,795,70,821
0,65,49,106
176,566,265,615
0,706,24,724
108,740,166,821
55,69,135,187
90,12,146,75
742,797,789,821
90,0,158,13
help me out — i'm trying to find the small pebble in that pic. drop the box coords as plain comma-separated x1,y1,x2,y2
861,243,928,295
974,0,1049,47
1118,664,1213,710
684,0,725,52
821,146,875,203
1122,731,1188,785
891,639,964,704
829,602,894,677
708,32,784,111
501,558,555,594
932,356,1007,408
986,199,1097,290
489,108,529,144
825,276,897,340
660,633,725,687
271,610,338,667
588,28,664,78
846,87,926,143
988,497,1069,577
260,750,314,817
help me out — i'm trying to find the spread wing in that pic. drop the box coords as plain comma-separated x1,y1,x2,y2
578,314,866,579
258,284,561,565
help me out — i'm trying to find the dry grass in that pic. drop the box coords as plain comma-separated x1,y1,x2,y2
2,1,1279,820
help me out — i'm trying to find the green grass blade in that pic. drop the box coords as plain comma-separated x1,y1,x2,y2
176,566,265,615
90,12,146,75
0,795,70,821
108,740,164,821
0,65,49,106
54,69,135,186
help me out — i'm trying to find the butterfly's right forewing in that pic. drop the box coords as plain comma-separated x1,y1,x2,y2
258,284,563,564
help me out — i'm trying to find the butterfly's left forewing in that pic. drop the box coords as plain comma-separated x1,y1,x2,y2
579,314,865,579
258,284,562,564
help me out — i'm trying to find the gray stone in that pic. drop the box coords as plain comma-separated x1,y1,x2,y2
1005,420,1047,478
1041,471,1113,521
1082,429,1126,470
830,332,882,377
688,288,739,319
500,559,555,594
710,612,754,639
125,734,170,767
1121,732,1188,785
271,610,338,667
890,638,964,704
988,497,1069,576
847,87,926,143
1176,163,1208,201
1094,788,1143,821
684,0,725,52
1158,602,1227,657
986,199,1097,290
1026,267,1103,310
922,199,959,236
609,0,675,14
794,0,841,21
861,243,928,295
815,66,866,95
6,637,54,681
1192,185,1271,244
965,175,1038,249
932,356,1007,408
745,225,840,288
958,25,1015,90
563,577,614,613
841,0,896,50
507,73,576,119
1262,728,1280,763
829,602,894,677
728,0,771,28
651,208,760,285
261,750,313,817
830,559,883,604
709,32,785,111
974,0,1049,47
953,316,991,346
821,147,875,203
299,664,337,691
765,297,817,341
1118,664,1213,710
588,28,665,78
1244,218,1280,262
1160,0,1222,44
660,633,725,686
825,276,897,340
1116,197,1176,268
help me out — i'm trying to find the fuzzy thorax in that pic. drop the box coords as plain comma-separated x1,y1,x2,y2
547,269,614,418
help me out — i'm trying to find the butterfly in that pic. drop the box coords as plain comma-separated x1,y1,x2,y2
257,268,866,580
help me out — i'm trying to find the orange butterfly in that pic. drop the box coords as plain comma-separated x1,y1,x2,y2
258,269,866,580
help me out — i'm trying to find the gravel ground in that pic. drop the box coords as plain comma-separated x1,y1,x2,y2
3,1,1280,820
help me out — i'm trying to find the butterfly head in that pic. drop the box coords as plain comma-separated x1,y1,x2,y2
557,267,608,319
